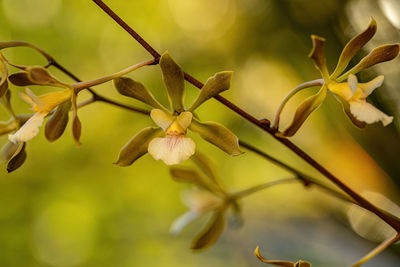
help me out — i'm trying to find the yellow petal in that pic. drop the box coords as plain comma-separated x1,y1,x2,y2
148,136,196,165
150,109,174,131
358,75,384,98
176,111,192,130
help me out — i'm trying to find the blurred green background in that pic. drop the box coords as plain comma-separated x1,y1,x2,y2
0,0,400,266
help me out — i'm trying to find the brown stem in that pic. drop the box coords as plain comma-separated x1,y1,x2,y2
92,0,400,231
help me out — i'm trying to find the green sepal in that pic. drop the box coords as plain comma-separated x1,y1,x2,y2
188,71,233,111
0,119,18,136
71,93,81,146
309,35,329,81
170,167,223,193
0,59,8,98
280,86,327,137
255,246,311,266
113,77,166,110
191,210,226,250
189,118,242,156
8,72,33,86
1,141,19,162
160,51,185,112
7,142,27,173
331,18,377,79
115,127,164,166
45,100,71,142
338,44,400,81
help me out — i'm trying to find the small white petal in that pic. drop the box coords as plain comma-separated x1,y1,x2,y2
148,136,196,165
347,74,358,96
349,100,393,126
8,112,46,143
359,75,384,97
169,211,199,235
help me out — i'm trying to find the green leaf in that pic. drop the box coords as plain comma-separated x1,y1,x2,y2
189,118,242,156
1,141,19,162
280,86,327,137
338,44,400,81
115,127,164,166
45,100,71,142
191,210,225,250
159,51,185,112
188,71,233,111
7,142,27,173
331,18,377,79
308,35,329,80
113,77,166,110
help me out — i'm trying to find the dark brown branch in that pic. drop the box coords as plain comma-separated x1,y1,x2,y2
91,0,400,231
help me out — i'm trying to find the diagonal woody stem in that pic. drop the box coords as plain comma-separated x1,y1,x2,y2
91,0,400,232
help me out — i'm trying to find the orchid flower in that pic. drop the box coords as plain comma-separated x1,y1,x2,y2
280,18,399,137
114,51,242,166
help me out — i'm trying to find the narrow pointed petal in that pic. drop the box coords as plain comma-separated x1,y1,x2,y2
148,136,196,165
347,74,358,95
71,93,81,145
45,100,71,142
150,109,174,130
170,211,199,235
338,44,400,81
160,51,185,112
331,18,377,79
280,86,327,137
189,118,242,156
113,77,166,110
358,75,384,97
191,210,225,250
308,35,330,80
8,112,46,143
0,58,8,98
1,141,19,162
176,111,192,130
349,100,393,126
170,167,222,193
115,127,164,166
188,71,233,111
7,142,27,173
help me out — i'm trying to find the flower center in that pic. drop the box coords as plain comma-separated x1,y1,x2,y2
166,120,185,137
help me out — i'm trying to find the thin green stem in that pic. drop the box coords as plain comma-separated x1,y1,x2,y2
272,79,324,130
230,177,299,199
73,58,156,92
351,233,400,267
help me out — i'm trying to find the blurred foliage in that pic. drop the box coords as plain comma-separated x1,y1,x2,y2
0,0,400,266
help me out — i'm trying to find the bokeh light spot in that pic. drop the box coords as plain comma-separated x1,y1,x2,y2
32,201,96,267
2,0,62,29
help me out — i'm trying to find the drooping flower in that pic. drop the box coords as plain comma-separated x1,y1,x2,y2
8,88,71,143
280,18,399,137
114,51,242,166
168,153,242,250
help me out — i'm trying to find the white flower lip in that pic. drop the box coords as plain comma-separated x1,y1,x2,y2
148,135,196,165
